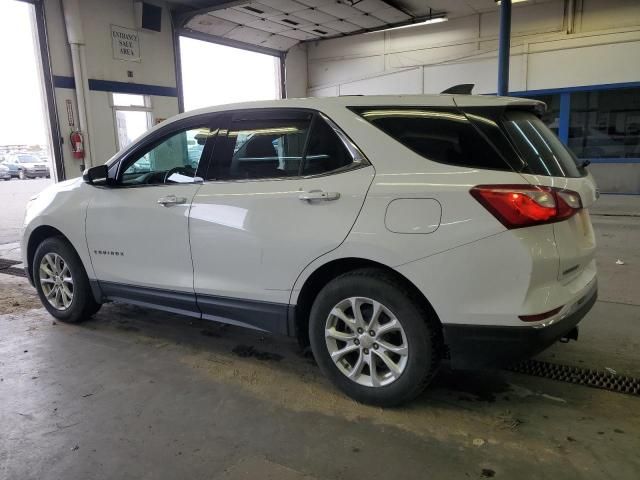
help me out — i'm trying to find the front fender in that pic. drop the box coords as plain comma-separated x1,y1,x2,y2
21,179,96,282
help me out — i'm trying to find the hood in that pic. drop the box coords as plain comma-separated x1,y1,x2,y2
30,177,81,200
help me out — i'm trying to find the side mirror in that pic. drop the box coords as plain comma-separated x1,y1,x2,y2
83,165,109,185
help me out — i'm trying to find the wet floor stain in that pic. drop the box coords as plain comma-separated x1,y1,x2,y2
232,345,284,362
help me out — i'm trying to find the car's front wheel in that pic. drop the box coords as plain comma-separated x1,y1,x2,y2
18,170,25,180
309,268,441,407
33,237,101,323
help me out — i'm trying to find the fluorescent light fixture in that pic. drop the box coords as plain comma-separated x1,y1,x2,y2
383,16,448,32
495,0,529,5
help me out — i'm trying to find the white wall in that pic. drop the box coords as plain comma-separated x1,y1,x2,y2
44,0,179,178
305,0,640,97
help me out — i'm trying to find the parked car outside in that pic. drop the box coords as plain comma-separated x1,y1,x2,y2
4,153,50,179
0,163,11,181
21,95,598,406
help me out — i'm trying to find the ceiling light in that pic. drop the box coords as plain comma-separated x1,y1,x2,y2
495,0,529,5
382,15,448,32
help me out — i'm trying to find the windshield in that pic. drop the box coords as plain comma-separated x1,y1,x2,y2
502,111,585,178
17,154,39,163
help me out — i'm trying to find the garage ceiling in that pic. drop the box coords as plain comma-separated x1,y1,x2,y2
174,0,556,54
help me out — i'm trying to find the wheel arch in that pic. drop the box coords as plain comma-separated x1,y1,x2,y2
26,225,85,282
292,257,443,350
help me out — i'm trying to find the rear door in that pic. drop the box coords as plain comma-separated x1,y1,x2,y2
500,110,598,282
189,109,374,333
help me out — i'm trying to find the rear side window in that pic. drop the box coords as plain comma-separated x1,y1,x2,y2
502,110,584,178
302,116,352,176
210,110,357,181
223,115,311,180
353,107,510,171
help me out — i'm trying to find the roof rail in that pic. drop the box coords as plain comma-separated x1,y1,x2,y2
441,84,474,94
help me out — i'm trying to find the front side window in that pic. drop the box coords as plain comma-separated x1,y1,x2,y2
120,127,214,186
210,110,356,181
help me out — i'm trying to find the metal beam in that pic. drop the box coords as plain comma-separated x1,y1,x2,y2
33,0,66,181
172,20,185,113
497,0,512,96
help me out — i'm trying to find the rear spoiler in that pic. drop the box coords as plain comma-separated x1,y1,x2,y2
441,84,474,94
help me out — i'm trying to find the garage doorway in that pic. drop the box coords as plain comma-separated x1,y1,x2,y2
0,0,57,245
0,1,54,176
179,36,281,111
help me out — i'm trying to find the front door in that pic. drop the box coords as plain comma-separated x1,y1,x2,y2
86,119,217,314
189,109,374,333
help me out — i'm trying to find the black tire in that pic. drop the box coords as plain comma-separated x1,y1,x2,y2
309,268,442,407
33,236,101,323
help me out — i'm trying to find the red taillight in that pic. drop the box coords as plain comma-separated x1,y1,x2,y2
470,185,582,229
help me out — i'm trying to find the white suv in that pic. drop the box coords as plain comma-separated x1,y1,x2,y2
22,95,598,406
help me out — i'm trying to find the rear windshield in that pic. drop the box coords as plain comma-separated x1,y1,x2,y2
502,110,584,178
352,107,511,171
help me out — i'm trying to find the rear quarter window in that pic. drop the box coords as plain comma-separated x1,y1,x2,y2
351,107,511,171
501,110,585,178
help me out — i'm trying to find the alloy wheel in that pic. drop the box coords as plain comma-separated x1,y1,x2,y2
325,297,409,387
39,253,74,310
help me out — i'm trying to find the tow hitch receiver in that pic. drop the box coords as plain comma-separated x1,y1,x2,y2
559,327,579,343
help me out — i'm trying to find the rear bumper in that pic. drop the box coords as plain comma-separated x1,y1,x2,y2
442,282,597,369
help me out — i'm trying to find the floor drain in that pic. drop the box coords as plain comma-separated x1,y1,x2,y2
508,359,640,396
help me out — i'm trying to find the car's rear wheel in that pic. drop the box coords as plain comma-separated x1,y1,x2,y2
309,268,441,406
33,237,101,323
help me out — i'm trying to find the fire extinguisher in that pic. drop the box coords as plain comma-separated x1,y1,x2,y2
70,131,84,160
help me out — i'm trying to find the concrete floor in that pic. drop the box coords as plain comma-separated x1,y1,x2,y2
1,198,639,479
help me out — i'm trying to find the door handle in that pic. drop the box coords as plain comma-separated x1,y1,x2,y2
299,190,340,202
157,195,187,207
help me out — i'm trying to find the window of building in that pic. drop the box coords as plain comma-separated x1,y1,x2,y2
568,87,640,159
112,93,147,107
112,93,153,151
